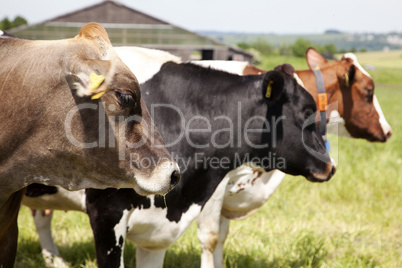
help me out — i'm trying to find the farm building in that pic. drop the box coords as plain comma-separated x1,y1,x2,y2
8,0,253,62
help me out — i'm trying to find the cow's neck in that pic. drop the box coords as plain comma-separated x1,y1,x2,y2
298,67,342,119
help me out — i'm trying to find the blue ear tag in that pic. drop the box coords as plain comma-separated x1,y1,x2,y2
325,140,331,152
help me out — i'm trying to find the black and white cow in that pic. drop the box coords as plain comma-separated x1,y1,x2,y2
191,51,393,267
22,47,335,267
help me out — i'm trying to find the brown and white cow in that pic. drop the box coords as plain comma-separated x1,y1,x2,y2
194,48,392,142
0,23,179,267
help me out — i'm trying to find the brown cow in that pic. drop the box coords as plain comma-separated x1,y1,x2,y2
299,48,392,141
0,23,180,267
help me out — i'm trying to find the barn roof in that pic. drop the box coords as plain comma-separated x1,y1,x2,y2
8,0,253,61
47,0,169,25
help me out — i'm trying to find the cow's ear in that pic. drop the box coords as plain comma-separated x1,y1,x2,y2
66,59,114,99
344,64,356,87
306,47,328,70
262,70,285,102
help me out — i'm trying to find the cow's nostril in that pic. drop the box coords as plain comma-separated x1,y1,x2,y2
331,165,336,176
385,129,392,141
170,170,181,187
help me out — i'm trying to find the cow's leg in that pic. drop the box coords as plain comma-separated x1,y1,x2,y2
0,189,24,268
87,189,132,268
197,175,230,268
213,216,231,268
135,246,166,268
89,214,129,268
32,210,69,268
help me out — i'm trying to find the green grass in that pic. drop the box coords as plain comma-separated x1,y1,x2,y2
16,52,402,267
259,54,309,71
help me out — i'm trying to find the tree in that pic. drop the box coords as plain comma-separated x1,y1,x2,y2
292,38,315,57
237,42,251,50
0,16,28,30
0,17,12,30
12,16,27,28
323,43,337,55
252,38,275,55
279,43,292,56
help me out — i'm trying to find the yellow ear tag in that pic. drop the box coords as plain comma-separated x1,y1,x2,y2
91,91,106,100
315,66,320,70
89,73,105,91
266,80,273,98
89,73,106,99
345,73,350,87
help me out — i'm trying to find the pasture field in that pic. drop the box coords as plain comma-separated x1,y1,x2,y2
16,51,402,267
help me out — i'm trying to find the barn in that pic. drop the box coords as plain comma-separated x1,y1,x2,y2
8,0,253,62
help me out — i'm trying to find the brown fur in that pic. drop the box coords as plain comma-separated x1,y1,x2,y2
77,22,112,44
0,23,177,267
0,190,25,267
300,48,389,141
243,64,266,75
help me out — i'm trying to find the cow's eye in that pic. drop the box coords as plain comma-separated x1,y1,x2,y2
365,88,374,102
365,87,374,95
115,91,135,106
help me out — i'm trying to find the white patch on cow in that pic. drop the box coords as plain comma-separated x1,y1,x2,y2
114,46,182,84
373,95,392,136
191,60,248,75
293,73,305,88
42,249,69,268
112,208,132,268
222,166,285,220
114,209,131,246
0,30,3,36
196,173,232,264
126,197,202,251
22,188,86,212
327,110,352,138
343,53,372,78
197,166,286,267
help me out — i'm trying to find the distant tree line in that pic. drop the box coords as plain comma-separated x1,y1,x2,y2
0,16,28,30
237,38,340,59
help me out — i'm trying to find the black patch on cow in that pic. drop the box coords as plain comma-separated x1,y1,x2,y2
25,184,58,197
86,188,151,267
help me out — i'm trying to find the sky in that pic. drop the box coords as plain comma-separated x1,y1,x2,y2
1,0,402,34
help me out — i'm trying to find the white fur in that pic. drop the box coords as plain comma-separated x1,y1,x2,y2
196,174,231,268
114,46,181,84
222,169,285,219
191,60,248,75
112,209,132,268
293,73,305,88
373,95,392,136
127,199,201,251
197,167,286,268
136,246,165,268
22,188,86,212
343,53,372,78
33,212,69,268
